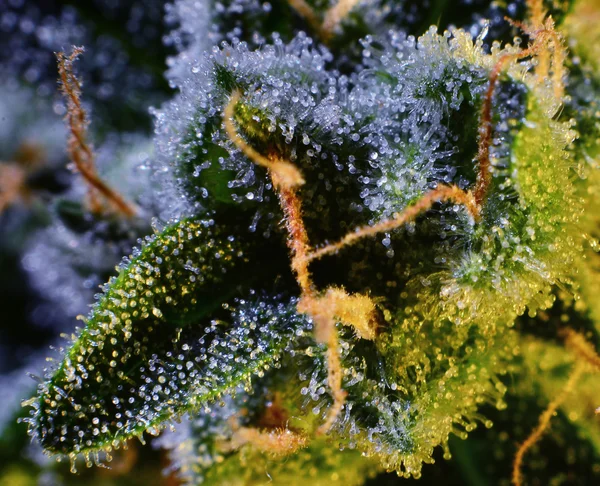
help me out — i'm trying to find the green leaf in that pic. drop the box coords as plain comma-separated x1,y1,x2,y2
29,219,291,456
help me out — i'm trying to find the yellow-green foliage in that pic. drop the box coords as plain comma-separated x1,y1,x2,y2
201,439,381,486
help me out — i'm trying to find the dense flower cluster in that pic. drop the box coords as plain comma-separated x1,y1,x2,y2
1,0,599,485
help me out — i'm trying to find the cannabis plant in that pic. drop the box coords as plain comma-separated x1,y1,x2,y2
8,0,600,484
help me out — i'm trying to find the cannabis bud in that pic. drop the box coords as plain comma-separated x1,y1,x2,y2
7,0,600,484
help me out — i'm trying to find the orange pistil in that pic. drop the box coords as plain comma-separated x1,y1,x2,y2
287,0,362,44
223,91,305,190
476,2,566,207
297,288,378,435
287,0,323,37
513,330,600,485
321,0,362,41
307,185,478,263
277,184,314,296
511,363,585,486
57,47,136,217
562,329,600,372
224,426,309,456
